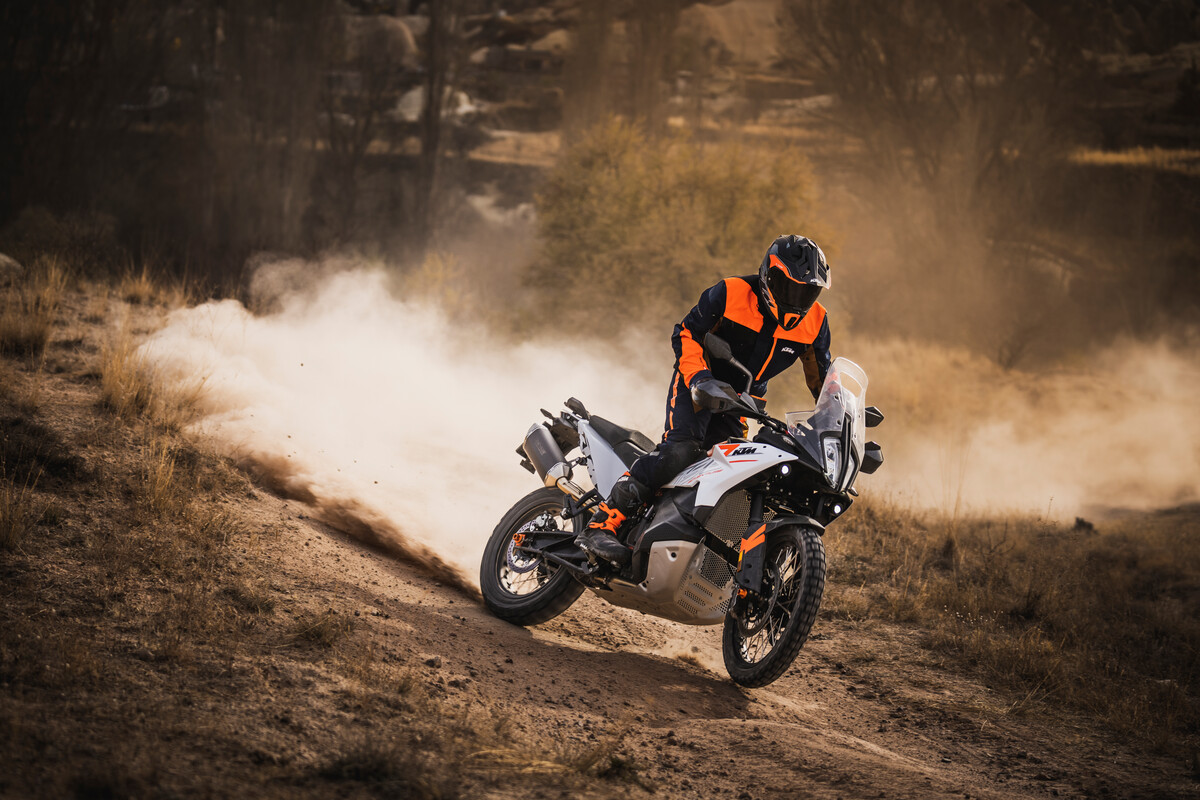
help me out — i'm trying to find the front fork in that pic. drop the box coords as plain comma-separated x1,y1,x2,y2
734,492,767,595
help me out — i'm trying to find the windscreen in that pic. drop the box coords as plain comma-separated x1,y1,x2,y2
784,358,868,489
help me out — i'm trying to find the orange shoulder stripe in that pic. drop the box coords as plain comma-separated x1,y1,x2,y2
721,277,763,330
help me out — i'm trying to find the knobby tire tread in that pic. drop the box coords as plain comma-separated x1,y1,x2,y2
722,526,826,688
480,487,586,627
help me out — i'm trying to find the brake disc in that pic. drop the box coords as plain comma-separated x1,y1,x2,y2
506,514,554,574
735,584,779,637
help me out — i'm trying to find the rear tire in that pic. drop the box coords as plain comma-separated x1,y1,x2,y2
722,526,825,687
480,487,586,626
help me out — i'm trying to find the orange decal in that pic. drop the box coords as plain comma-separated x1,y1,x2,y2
739,524,767,557
716,443,740,456
769,254,806,284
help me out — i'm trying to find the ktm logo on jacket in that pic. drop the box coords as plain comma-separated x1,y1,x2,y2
671,274,832,401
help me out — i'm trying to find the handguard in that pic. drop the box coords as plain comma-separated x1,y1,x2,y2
691,378,742,412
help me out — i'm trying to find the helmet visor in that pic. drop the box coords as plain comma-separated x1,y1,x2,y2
768,270,822,317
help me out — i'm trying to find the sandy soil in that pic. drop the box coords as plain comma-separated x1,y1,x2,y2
0,290,1195,799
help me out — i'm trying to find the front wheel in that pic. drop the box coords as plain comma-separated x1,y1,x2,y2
722,526,826,687
480,487,587,626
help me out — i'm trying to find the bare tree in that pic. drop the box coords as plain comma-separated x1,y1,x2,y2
782,0,1084,235
627,0,683,134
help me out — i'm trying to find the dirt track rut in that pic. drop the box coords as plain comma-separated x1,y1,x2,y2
272,504,1190,800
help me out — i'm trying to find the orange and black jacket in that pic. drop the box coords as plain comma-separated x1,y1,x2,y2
672,274,831,403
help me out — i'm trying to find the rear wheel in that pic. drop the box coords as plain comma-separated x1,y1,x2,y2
480,487,586,626
722,526,825,687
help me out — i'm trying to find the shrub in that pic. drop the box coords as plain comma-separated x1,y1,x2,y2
0,255,68,358
526,118,832,334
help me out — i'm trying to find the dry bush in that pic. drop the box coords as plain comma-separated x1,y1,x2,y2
0,255,68,359
527,118,831,335
0,208,124,276
827,499,1200,747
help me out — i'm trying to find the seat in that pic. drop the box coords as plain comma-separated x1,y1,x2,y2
589,415,656,468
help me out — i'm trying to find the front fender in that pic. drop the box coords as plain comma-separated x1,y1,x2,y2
734,515,824,594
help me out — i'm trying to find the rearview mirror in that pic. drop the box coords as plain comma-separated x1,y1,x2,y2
703,332,734,363
865,406,884,428
703,333,754,395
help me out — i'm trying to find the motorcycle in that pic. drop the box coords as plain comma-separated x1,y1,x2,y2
480,333,885,687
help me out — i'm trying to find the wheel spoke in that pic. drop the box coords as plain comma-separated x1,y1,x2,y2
496,504,574,598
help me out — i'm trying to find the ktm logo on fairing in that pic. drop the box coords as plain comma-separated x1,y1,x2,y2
716,443,758,458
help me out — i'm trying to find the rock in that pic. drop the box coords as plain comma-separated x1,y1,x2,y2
423,654,443,668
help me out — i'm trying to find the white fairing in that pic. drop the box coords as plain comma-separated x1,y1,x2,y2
663,442,797,509
578,421,629,497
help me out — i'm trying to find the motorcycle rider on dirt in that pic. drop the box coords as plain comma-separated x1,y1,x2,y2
576,234,834,565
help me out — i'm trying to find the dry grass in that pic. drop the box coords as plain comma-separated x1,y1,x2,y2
0,255,68,358
120,259,191,308
826,499,1200,748
100,324,206,429
316,733,462,799
0,470,43,551
291,609,356,648
139,435,179,518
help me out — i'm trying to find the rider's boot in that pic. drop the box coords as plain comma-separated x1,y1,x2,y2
575,473,651,566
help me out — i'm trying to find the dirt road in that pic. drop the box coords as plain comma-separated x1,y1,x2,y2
1,290,1193,799
271,507,1190,800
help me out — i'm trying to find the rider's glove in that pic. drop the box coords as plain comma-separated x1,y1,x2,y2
690,377,739,412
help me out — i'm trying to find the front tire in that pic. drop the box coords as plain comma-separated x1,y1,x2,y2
480,487,587,626
722,526,826,687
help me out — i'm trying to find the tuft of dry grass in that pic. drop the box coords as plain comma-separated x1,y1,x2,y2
826,499,1200,748
291,609,356,648
119,259,191,308
100,325,206,429
0,255,68,358
316,734,462,799
0,470,44,551
100,328,157,421
138,435,180,519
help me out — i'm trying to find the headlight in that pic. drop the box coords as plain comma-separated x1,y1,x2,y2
822,437,842,487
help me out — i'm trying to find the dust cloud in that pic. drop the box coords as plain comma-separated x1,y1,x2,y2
140,259,668,586
140,259,1200,589
853,335,1200,518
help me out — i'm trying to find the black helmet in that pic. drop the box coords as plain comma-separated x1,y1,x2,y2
757,234,830,331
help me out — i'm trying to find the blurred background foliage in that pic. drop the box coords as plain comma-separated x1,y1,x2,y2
1,0,1199,359
528,119,830,331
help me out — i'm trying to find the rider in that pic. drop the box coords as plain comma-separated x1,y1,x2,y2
575,234,833,565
